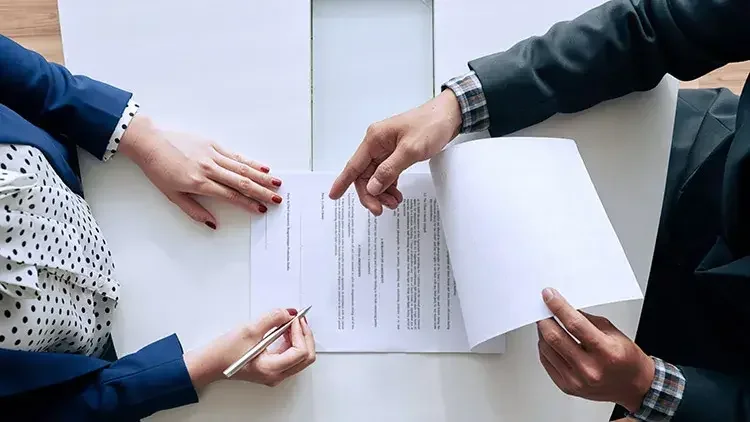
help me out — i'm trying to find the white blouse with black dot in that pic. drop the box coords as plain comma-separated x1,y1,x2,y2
0,99,138,357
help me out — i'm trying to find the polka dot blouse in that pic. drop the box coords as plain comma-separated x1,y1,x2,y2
0,99,138,357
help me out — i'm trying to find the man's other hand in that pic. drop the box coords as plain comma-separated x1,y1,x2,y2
537,288,655,413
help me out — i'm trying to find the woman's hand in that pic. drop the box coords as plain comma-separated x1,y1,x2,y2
184,308,316,389
120,115,284,229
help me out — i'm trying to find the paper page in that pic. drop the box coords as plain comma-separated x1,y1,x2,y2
429,137,644,350
251,173,503,353
434,0,675,295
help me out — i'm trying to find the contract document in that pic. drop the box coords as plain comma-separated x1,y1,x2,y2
250,137,643,353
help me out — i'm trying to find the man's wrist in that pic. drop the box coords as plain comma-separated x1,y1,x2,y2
626,357,686,421
435,89,463,140
620,355,656,413
441,70,490,134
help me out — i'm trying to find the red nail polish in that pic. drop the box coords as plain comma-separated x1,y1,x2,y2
260,166,270,173
272,178,282,187
272,195,282,204
258,204,267,213
205,221,216,230
287,308,298,316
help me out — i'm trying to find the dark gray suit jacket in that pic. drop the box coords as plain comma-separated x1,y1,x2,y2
465,0,750,420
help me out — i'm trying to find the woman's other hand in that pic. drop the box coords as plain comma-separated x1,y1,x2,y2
120,115,284,229
184,308,316,389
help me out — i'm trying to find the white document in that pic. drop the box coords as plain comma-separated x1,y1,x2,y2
251,172,474,352
251,136,644,353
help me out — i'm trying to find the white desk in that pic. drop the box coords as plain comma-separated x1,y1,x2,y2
59,0,677,420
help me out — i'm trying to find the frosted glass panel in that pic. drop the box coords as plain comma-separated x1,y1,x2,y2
312,0,434,171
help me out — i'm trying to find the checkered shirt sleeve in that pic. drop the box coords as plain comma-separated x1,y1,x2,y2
441,71,490,133
630,357,686,421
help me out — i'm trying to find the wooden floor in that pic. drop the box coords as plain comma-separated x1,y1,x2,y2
1,0,748,94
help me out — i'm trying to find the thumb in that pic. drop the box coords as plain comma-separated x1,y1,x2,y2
169,193,217,230
366,146,414,196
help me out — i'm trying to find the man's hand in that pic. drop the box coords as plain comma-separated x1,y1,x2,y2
537,288,655,413
329,89,463,216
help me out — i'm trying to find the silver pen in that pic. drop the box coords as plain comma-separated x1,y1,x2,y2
223,305,312,378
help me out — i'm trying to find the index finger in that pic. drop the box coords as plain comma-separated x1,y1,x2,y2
542,288,604,349
329,140,373,200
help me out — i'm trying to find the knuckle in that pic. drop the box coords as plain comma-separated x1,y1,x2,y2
241,324,258,339
566,316,586,335
239,179,253,193
188,173,205,188
583,367,603,385
401,143,424,160
567,378,583,394
376,161,396,178
197,159,213,172
365,123,383,139
238,164,252,177
226,190,243,203
605,344,627,365
542,331,561,347
257,362,275,377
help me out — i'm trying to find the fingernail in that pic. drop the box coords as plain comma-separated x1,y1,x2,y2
366,178,383,195
542,288,555,302
258,204,267,213
260,166,270,173
205,221,216,230
272,178,282,187
287,308,298,316
272,195,282,204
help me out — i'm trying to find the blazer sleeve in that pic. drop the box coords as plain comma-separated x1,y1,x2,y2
467,0,750,137
672,365,750,421
0,334,199,421
0,34,132,160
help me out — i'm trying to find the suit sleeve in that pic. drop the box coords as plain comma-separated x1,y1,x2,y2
467,0,750,137
670,365,750,422
0,34,136,161
1,334,199,421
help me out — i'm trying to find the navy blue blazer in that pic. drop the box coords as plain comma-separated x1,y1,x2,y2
0,35,198,420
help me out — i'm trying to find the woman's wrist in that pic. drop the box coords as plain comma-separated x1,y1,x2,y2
183,348,224,390
119,114,159,167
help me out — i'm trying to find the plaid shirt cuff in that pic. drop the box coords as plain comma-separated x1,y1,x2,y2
630,357,686,421
441,71,490,133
